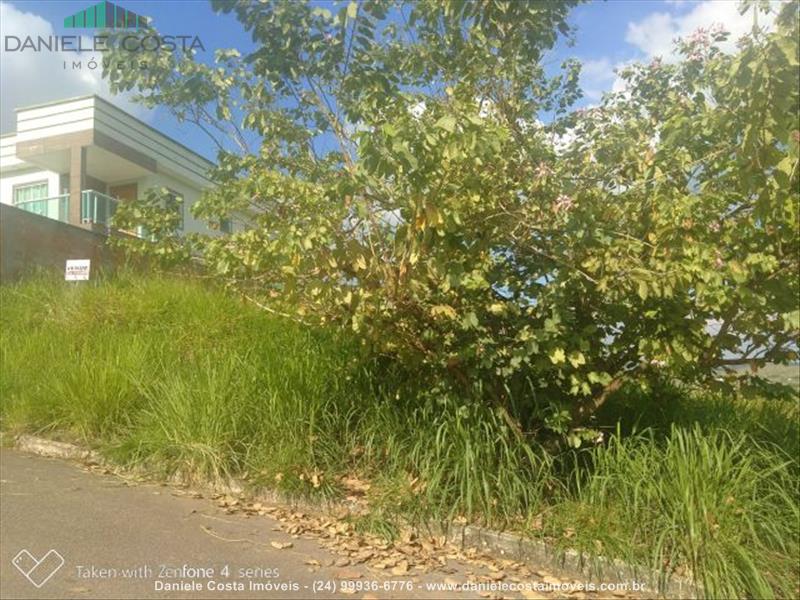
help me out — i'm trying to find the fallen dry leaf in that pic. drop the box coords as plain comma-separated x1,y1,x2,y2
270,541,293,550
391,561,409,575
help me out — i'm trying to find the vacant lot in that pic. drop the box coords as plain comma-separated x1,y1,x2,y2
1,274,797,598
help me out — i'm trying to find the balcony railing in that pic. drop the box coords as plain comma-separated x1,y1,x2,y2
14,194,70,223
80,189,119,226
13,190,121,228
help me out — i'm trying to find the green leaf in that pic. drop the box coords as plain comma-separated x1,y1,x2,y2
462,311,479,329
568,351,586,368
549,348,566,365
431,304,457,320
637,280,648,300
435,115,457,133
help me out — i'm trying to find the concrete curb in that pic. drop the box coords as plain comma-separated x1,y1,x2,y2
443,525,696,599
15,434,104,462
11,434,698,599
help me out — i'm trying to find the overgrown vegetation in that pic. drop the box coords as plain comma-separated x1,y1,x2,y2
2,275,797,598
3,1,797,597
104,0,799,439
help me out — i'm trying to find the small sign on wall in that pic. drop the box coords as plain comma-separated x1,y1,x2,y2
65,259,91,281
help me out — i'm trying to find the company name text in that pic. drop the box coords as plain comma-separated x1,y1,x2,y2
4,35,205,53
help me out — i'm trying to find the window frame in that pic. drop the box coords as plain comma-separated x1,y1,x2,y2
12,180,49,204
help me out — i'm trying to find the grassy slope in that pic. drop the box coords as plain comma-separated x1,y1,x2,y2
1,274,797,598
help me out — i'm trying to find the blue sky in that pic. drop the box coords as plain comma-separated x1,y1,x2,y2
0,0,777,161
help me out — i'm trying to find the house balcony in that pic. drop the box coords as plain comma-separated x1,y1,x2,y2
15,189,120,229
14,193,69,223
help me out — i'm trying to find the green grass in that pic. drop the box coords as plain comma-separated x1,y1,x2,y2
549,426,798,598
1,273,797,598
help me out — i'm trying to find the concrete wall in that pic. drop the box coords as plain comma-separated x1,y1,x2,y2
0,203,121,282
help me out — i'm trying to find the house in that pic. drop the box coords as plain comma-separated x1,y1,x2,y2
0,94,225,235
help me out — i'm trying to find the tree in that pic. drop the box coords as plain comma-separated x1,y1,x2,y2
105,0,799,440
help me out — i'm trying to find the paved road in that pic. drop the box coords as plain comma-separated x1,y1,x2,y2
0,449,485,599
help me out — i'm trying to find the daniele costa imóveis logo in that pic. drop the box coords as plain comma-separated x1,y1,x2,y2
3,0,204,59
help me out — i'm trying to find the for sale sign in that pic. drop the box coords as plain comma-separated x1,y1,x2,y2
65,259,91,281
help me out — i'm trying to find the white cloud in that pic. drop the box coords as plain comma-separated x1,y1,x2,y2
0,1,149,133
625,0,778,61
576,1,781,102
580,57,619,101
581,57,615,81
626,12,676,60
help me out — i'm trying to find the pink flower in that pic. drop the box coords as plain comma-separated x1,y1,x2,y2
683,26,715,61
688,27,710,47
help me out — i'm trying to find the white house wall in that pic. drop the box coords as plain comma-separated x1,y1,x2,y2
0,168,61,206
0,134,24,171
14,97,95,142
135,172,214,235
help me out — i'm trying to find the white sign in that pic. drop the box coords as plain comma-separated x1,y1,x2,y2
65,259,91,281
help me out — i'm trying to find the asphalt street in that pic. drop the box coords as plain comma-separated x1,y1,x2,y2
0,449,485,599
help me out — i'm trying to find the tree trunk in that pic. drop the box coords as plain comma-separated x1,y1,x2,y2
570,377,624,425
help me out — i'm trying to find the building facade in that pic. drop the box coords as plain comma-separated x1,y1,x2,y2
0,95,224,235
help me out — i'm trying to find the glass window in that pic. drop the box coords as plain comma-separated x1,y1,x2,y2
13,181,49,216
220,218,232,234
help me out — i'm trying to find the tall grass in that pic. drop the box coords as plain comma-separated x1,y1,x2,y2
1,273,797,598
552,427,798,599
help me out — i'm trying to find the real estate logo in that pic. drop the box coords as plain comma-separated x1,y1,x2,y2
3,0,204,64
64,1,149,30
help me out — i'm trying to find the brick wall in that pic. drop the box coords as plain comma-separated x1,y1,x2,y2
0,203,122,282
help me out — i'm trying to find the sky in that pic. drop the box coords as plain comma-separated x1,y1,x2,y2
0,0,779,162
